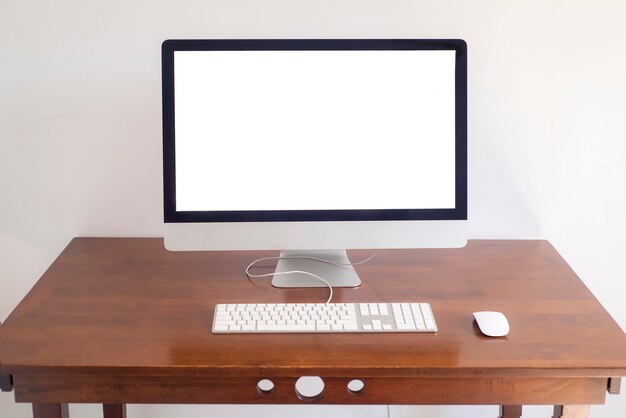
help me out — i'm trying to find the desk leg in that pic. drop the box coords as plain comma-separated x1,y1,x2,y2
499,405,522,418
103,404,127,418
552,405,590,418
32,403,69,418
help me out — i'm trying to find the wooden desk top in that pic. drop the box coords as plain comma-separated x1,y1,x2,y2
1,238,625,379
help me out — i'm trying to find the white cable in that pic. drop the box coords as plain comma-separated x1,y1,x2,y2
246,251,378,271
245,251,379,304
245,269,334,304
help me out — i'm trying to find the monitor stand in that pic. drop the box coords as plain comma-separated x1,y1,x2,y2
271,250,361,288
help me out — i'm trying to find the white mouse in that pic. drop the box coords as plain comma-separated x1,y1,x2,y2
473,311,509,337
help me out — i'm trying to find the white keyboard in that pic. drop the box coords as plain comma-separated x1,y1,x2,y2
212,302,437,333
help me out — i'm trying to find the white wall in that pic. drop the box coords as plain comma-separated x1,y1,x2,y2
1,1,624,417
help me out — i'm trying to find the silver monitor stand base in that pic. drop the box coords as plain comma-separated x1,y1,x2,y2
271,250,361,288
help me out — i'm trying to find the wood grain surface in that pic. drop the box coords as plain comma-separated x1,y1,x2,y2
0,238,625,405
12,374,607,405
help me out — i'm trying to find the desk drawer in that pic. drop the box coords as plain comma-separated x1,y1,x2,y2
13,374,607,405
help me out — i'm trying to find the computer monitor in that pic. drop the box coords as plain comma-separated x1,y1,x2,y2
162,39,467,288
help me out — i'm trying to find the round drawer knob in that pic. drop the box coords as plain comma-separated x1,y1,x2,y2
295,376,325,400
347,379,365,394
257,379,275,394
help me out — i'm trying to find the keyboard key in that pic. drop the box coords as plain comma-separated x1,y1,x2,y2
258,324,316,332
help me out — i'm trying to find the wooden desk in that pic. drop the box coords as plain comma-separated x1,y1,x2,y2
1,238,625,418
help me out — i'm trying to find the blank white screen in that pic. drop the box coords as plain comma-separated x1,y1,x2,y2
174,50,456,211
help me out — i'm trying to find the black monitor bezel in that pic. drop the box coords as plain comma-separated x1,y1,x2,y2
162,39,467,223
